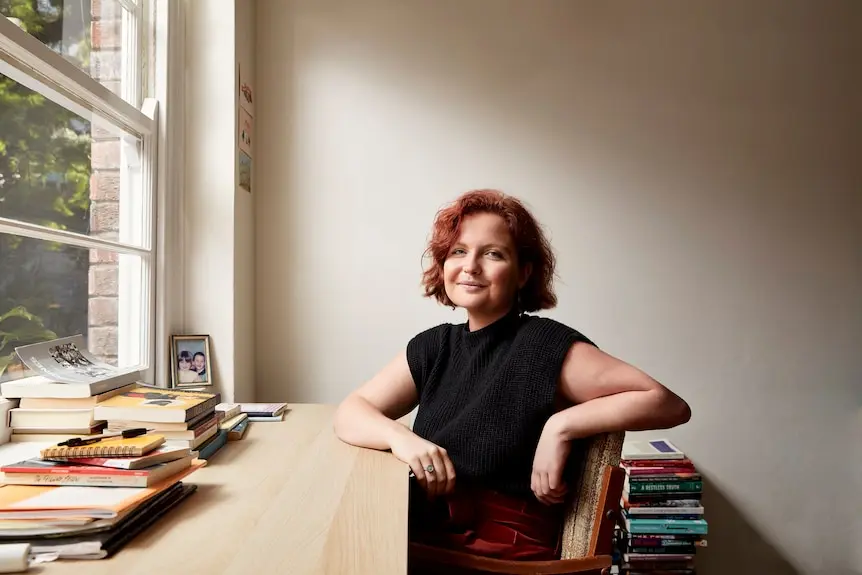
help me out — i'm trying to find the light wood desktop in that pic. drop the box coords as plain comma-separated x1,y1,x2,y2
47,403,410,575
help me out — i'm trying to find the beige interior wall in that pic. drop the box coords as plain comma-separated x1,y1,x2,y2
254,1,861,573
233,0,256,401
184,0,255,402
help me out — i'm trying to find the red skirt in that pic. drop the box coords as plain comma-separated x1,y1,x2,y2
408,482,564,561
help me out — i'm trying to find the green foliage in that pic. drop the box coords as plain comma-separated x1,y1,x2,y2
0,0,93,378
0,306,57,377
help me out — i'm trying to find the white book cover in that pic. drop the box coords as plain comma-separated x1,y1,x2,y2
621,438,685,460
13,335,141,386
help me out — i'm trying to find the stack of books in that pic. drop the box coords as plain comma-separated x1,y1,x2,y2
239,403,288,422
95,385,227,460
617,439,708,574
0,336,143,444
217,403,251,440
0,432,201,559
0,335,280,562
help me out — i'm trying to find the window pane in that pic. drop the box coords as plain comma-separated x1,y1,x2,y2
1,0,138,105
0,233,143,382
0,72,147,248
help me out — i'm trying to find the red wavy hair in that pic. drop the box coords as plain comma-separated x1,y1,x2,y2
421,189,557,312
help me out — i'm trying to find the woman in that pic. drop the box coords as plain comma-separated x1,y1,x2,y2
334,189,691,561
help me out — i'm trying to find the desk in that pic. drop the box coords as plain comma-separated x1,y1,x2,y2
46,404,409,575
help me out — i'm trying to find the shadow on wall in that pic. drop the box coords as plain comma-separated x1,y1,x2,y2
699,476,801,575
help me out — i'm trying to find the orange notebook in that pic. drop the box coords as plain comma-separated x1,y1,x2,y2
39,434,165,459
0,459,204,519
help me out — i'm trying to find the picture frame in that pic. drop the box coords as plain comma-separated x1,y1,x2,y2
169,335,213,388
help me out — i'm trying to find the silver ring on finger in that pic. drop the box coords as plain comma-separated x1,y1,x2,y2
426,464,434,473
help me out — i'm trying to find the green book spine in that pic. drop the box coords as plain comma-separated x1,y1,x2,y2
628,480,703,493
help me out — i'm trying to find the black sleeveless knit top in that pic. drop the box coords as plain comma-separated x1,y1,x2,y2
406,309,595,498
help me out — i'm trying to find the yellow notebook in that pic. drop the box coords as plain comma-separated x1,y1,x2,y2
39,434,165,459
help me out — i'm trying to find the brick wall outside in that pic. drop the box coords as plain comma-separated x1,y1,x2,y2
88,0,122,365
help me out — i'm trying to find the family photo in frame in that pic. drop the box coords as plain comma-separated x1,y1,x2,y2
170,335,213,388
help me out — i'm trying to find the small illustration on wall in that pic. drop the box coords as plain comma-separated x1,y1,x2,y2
239,151,252,193
170,335,213,388
238,107,253,157
239,64,254,116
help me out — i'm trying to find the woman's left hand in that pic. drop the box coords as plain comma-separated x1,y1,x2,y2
531,415,570,506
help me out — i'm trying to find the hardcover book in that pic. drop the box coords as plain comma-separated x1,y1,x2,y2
93,385,219,424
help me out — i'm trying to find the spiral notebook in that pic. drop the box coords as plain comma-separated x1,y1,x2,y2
39,434,165,459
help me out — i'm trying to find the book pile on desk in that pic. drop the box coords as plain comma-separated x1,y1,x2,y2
218,403,251,439
0,335,145,445
95,385,231,460
616,439,708,574
0,335,286,562
0,430,202,559
0,336,210,559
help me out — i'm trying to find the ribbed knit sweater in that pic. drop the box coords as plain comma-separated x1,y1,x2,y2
406,308,595,498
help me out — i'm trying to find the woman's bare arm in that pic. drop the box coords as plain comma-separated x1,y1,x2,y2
548,342,691,440
333,350,418,450
333,350,458,497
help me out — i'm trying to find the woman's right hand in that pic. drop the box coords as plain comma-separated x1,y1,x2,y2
388,428,456,498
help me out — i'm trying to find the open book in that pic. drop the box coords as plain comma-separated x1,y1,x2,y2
0,336,142,398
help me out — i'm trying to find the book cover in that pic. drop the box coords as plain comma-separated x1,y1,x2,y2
28,482,197,559
624,517,709,535
1,456,193,488
625,480,703,494
93,385,219,424
239,403,287,417
39,434,166,459
43,445,191,469
622,439,685,461
0,460,203,519
215,403,241,420
14,336,142,387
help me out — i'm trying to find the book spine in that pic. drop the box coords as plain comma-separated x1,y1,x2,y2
628,545,698,554
628,474,703,482
41,445,142,458
625,492,702,503
627,480,703,493
2,472,147,487
45,457,135,469
624,506,704,515
624,513,703,520
623,458,693,466
186,395,220,421
628,534,705,544
623,498,702,508
625,519,709,535
624,467,697,476
198,429,228,459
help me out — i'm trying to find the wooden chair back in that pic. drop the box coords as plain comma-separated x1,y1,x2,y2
408,431,626,575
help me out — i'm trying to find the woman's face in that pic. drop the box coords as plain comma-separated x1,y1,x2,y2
443,212,528,320
179,358,191,371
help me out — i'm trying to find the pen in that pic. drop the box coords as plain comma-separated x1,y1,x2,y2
57,427,153,447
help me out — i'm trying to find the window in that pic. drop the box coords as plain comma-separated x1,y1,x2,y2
0,1,159,384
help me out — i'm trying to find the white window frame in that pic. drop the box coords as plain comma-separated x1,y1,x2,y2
0,2,167,385
149,0,186,388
